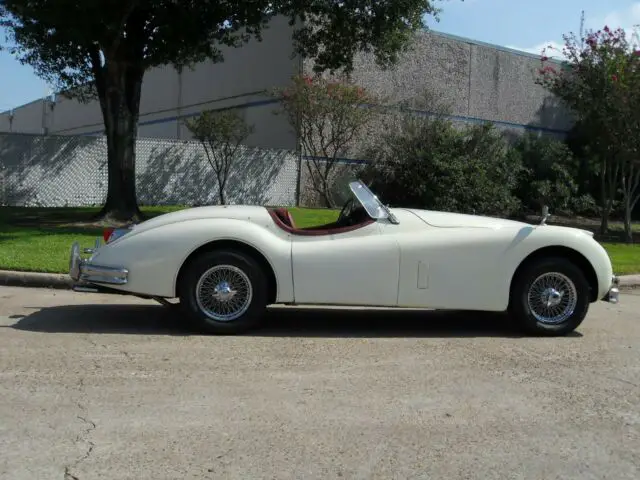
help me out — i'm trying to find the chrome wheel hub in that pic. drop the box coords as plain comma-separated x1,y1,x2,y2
543,288,563,308
195,265,253,322
213,281,236,302
527,272,578,325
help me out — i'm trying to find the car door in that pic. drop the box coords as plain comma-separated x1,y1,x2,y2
291,222,400,306
386,224,513,311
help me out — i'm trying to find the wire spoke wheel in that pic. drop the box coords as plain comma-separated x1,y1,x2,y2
195,264,253,322
527,272,578,325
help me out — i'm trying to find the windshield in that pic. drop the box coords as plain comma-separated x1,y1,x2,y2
348,180,397,223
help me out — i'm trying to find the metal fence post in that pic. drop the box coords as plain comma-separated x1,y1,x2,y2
0,165,5,206
295,151,302,207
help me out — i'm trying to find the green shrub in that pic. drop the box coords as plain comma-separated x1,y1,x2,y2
362,117,522,217
510,133,583,215
569,194,600,218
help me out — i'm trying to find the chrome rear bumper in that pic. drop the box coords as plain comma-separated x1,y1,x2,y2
602,275,620,304
69,241,129,286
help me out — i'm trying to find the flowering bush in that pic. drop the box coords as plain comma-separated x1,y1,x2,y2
536,25,640,241
280,75,371,107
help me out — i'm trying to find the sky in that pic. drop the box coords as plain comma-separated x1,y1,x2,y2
1,0,640,113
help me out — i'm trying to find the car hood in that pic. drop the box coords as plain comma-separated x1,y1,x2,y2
395,208,527,229
393,208,595,237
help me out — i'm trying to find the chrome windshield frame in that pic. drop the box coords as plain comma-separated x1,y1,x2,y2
348,180,399,224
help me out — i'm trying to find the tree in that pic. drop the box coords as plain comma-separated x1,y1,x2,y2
0,0,442,222
184,109,253,205
275,74,378,207
537,26,640,241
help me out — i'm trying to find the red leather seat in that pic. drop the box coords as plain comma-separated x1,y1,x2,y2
267,207,374,236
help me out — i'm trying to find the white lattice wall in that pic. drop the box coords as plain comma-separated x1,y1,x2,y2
0,133,300,207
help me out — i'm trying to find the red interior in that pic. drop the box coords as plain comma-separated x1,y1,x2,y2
268,207,374,236
103,227,115,242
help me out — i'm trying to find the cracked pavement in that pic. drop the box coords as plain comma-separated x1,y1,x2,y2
0,286,639,479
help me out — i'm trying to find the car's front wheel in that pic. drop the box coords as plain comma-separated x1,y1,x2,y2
179,250,269,334
509,257,591,336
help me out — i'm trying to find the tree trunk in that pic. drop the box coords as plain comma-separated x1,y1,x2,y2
599,159,610,234
94,63,145,223
214,168,226,205
600,200,611,235
321,177,335,208
624,196,633,243
322,189,334,208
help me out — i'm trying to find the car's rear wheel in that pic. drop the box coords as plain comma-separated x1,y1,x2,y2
509,257,591,336
179,250,268,334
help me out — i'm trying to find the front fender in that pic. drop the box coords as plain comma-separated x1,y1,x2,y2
89,218,293,299
502,226,614,302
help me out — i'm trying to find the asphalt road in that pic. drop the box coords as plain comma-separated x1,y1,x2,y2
1,286,639,480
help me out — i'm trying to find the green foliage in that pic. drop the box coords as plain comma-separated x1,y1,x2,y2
510,133,581,214
360,110,609,219
562,122,612,217
362,117,522,217
184,109,254,205
185,109,253,147
1,0,270,101
279,1,441,74
274,74,378,207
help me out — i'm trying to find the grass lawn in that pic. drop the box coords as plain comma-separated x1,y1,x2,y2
0,205,638,275
600,243,640,275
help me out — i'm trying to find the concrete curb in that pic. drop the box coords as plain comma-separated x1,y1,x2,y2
0,270,73,290
619,275,640,289
0,269,639,291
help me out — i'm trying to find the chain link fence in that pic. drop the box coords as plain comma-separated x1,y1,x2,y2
0,133,300,207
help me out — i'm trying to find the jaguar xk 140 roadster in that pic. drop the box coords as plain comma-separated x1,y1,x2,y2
69,180,619,336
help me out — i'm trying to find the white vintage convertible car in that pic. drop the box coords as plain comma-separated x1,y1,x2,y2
69,180,619,336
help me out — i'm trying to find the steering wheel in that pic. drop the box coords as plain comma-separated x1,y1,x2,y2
337,198,355,225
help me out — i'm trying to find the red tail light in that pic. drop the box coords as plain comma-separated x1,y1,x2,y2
103,228,115,242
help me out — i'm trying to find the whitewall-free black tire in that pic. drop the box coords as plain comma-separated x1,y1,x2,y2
178,250,269,334
509,256,591,336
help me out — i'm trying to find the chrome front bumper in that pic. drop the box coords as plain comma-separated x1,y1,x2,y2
69,241,129,286
602,275,620,304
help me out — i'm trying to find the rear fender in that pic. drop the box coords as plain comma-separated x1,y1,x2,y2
88,218,293,299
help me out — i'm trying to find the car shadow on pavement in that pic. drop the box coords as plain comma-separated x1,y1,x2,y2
10,304,190,336
260,307,583,338
8,303,583,338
